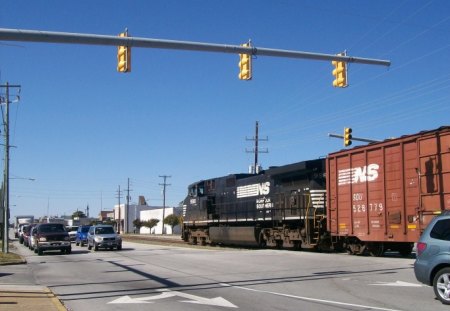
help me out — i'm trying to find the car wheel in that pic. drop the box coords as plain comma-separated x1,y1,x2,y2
433,267,450,305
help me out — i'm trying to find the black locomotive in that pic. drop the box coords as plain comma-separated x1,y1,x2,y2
182,158,335,250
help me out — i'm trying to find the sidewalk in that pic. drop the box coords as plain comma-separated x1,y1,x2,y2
0,284,66,311
0,238,67,311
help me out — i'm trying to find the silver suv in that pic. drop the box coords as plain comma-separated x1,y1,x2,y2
87,225,122,251
414,212,450,304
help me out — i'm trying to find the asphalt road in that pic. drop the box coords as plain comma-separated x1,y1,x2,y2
6,239,448,311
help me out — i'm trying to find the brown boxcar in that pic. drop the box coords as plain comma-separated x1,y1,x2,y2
327,126,450,256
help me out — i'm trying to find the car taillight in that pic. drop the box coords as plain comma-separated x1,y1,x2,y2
417,242,427,256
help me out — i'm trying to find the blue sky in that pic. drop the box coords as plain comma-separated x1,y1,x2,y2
1,1,449,219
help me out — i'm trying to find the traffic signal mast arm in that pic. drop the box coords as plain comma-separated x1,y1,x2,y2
328,133,382,144
0,28,391,67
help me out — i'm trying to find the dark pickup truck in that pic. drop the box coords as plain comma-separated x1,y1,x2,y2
34,223,72,255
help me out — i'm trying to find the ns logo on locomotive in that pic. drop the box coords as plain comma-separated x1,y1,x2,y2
182,126,450,256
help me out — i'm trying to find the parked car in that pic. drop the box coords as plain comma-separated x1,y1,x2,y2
21,225,31,246
414,212,450,304
87,225,122,251
22,224,37,247
28,225,38,251
33,223,71,255
75,225,91,246
66,226,79,242
18,224,28,244
15,223,27,239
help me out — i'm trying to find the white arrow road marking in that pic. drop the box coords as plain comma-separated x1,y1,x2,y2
108,288,238,308
369,281,423,287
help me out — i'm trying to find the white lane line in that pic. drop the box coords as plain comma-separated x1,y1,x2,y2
219,283,404,311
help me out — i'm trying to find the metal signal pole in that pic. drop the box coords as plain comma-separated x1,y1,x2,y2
0,28,391,67
328,133,381,144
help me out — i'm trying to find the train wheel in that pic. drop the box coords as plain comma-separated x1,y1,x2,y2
346,245,357,255
190,236,198,245
258,233,267,249
276,240,283,249
368,243,384,257
398,243,413,257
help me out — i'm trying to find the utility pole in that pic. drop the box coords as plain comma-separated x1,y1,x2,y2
116,185,122,233
1,82,20,253
159,175,171,234
246,121,268,174
125,178,132,233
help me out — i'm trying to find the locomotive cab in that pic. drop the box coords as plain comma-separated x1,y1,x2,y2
182,180,216,245
188,182,205,197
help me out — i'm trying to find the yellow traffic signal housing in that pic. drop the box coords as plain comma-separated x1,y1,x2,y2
238,43,252,80
344,127,352,147
117,32,131,73
332,54,347,87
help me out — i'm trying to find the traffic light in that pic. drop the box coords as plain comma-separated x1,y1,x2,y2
238,43,252,80
117,32,131,73
344,127,352,147
332,53,347,88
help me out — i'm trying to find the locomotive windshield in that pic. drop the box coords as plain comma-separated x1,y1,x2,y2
188,182,205,197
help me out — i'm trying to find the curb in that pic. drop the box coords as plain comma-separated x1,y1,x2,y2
0,254,27,266
44,287,68,311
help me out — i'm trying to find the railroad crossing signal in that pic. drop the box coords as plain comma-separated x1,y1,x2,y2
238,43,252,80
344,127,352,147
332,52,348,88
117,31,131,73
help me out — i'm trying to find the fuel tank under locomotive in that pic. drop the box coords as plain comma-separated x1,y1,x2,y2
182,159,334,250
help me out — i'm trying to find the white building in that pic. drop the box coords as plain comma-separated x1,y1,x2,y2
113,195,181,234
140,207,181,235
114,203,154,234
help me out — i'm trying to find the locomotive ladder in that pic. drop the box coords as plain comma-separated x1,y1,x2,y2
305,194,325,246
310,209,325,245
